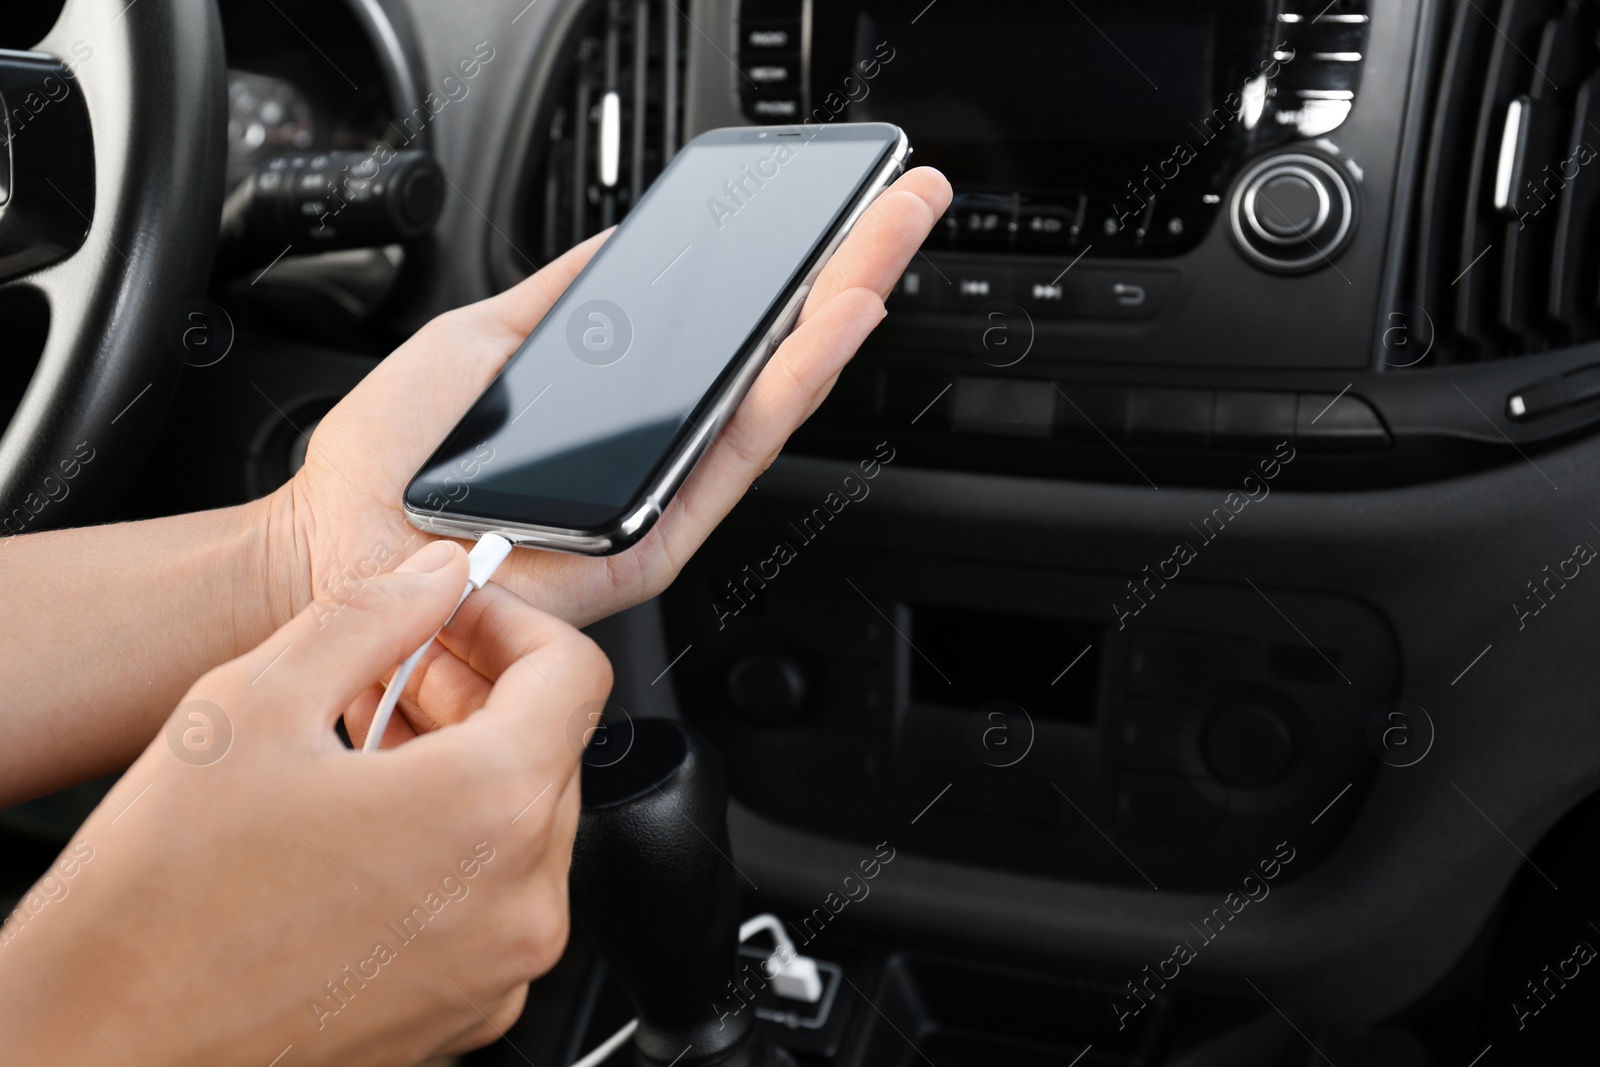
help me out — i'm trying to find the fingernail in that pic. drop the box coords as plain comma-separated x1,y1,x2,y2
397,539,459,574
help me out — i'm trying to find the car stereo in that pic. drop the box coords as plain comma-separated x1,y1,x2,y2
736,0,1372,260
713,0,1412,481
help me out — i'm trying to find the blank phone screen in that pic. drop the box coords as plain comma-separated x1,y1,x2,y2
405,127,896,532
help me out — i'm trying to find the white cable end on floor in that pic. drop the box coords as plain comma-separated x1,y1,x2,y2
770,953,823,1003
740,912,823,1003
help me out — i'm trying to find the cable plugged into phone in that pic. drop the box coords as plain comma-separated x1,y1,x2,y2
361,533,514,753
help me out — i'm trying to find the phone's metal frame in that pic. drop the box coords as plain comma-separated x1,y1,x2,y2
405,123,910,555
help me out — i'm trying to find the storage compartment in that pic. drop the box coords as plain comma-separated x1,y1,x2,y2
845,955,1164,1067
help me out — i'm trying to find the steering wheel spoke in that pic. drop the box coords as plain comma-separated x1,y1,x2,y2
0,0,226,531
0,50,94,284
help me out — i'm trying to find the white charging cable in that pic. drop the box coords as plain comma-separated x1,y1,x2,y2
739,914,823,1003
566,913,823,1067
569,1018,639,1067
361,533,515,753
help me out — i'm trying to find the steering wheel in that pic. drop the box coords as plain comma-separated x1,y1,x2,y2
0,0,225,531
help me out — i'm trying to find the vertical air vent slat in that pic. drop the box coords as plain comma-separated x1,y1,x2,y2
1412,0,1491,350
1549,73,1600,336
631,0,650,205
1452,0,1560,349
1495,8,1596,347
662,2,679,160
1497,91,1564,343
1405,0,1600,366
544,108,570,263
520,0,689,266
600,1,623,227
572,39,595,247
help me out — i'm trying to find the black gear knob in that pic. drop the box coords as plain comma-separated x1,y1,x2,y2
569,718,753,1065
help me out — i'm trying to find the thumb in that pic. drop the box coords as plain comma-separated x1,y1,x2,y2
230,539,472,729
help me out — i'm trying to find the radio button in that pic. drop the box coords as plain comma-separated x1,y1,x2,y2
947,193,1016,250
1231,152,1356,272
887,266,934,309
959,210,1011,247
1128,388,1214,446
740,19,799,51
1016,196,1085,249
883,371,954,429
726,654,808,721
943,262,1015,306
742,54,799,89
952,377,1055,439
1054,384,1130,442
1016,266,1179,320
1251,171,1327,241
1141,195,1206,248
1203,700,1295,788
746,96,801,119
1114,773,1225,841
1213,391,1297,449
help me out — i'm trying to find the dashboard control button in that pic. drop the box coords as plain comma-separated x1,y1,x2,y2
1128,388,1214,445
1296,392,1390,450
742,53,799,90
1139,195,1202,247
1213,391,1297,449
948,193,1017,249
958,210,1013,248
1128,632,1258,700
1252,171,1326,239
1012,266,1179,320
1202,700,1295,788
943,262,1015,307
1507,363,1600,420
1054,384,1130,442
884,371,954,429
952,377,1055,438
1114,774,1225,841
726,654,808,721
1079,268,1179,320
741,19,799,50
1230,152,1356,273
1016,196,1086,249
746,96,800,119
887,265,935,309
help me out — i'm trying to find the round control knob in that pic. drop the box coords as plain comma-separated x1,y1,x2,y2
1230,153,1355,273
1202,699,1295,788
1253,171,1325,238
725,654,807,721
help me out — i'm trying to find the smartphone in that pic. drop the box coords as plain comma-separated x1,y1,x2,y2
402,122,910,554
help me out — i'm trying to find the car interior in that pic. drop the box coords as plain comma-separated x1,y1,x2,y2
7,0,1600,1063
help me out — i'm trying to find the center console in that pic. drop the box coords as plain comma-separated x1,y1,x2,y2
646,0,1421,893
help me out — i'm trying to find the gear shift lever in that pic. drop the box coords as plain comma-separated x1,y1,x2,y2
570,718,789,1066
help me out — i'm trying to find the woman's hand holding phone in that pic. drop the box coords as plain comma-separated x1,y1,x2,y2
262,166,950,743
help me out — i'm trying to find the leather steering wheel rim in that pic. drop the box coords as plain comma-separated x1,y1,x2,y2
0,0,226,531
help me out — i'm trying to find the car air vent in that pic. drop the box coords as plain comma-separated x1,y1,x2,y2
529,0,688,263
1407,0,1600,364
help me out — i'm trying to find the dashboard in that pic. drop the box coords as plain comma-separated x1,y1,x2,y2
219,0,409,187
9,0,1600,1063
